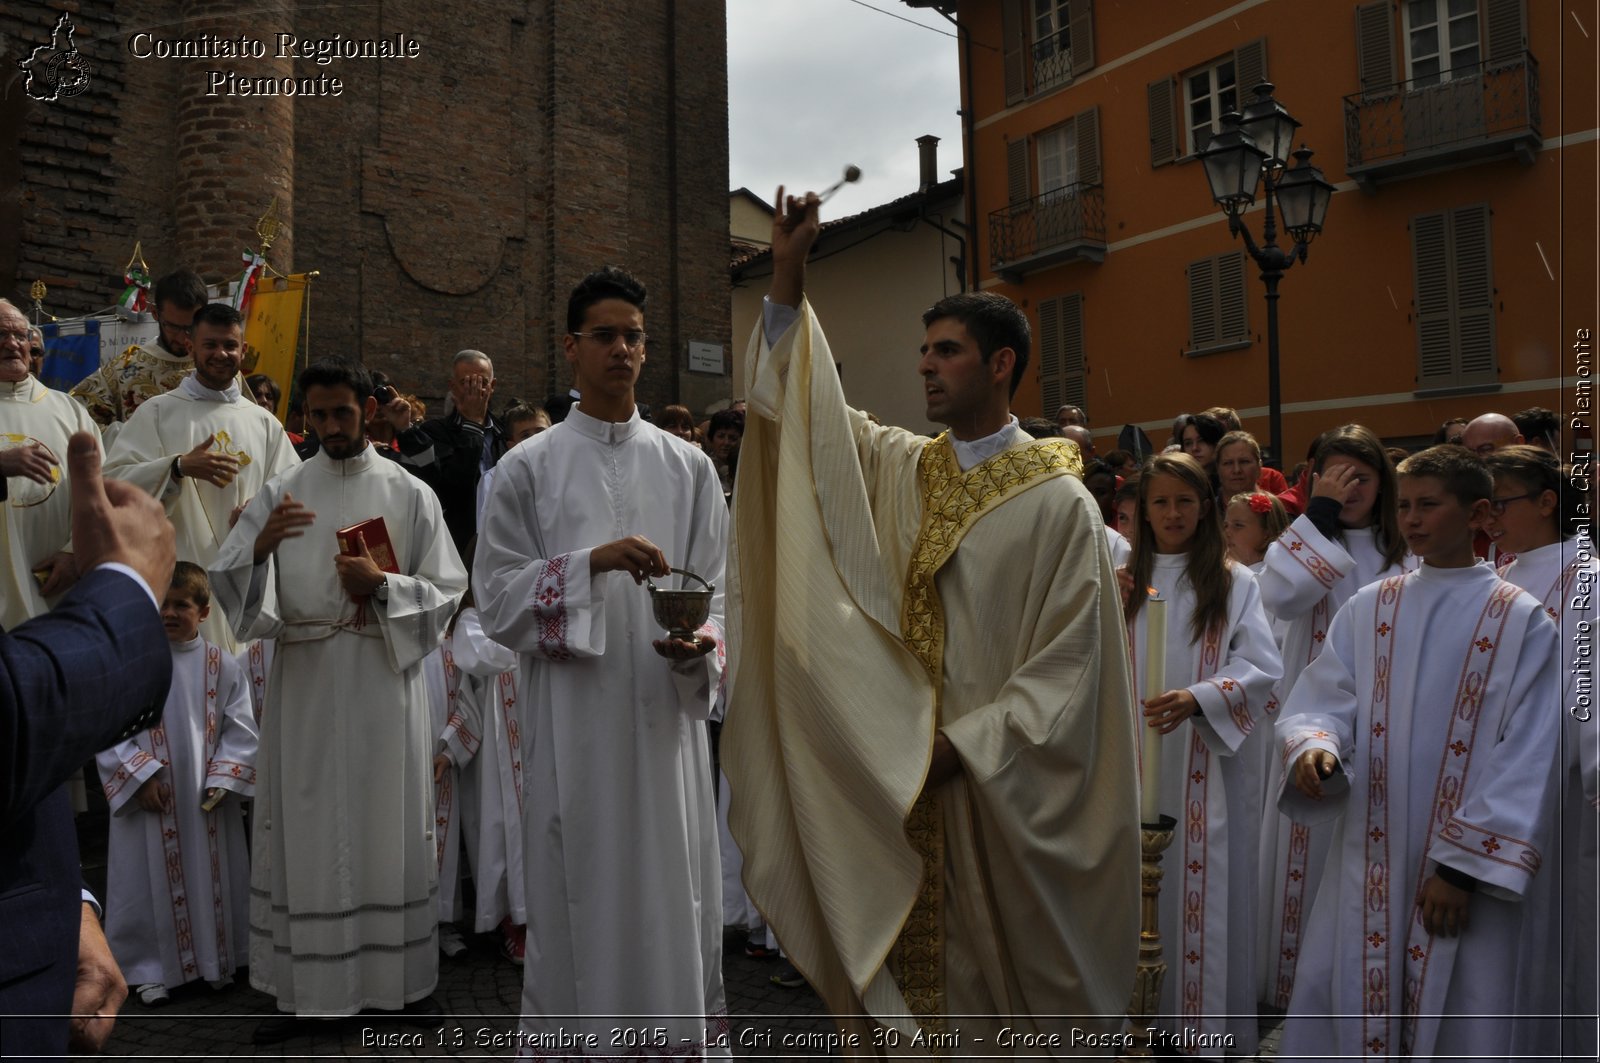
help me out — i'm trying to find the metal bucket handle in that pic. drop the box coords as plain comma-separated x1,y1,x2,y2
646,567,713,594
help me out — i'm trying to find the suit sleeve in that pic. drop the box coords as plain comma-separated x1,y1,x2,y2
0,568,172,829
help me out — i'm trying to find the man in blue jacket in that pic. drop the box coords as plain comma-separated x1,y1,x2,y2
0,431,177,1058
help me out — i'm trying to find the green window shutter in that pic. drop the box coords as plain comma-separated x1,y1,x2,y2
1076,105,1101,185
1007,138,1030,204
1355,1,1396,99
1068,0,1095,76
1060,292,1087,412
1188,257,1219,349
1218,252,1249,341
1038,296,1064,414
1148,77,1177,167
1412,211,1456,386
1451,204,1496,385
1003,0,1027,105
1484,0,1526,64
1234,37,1268,99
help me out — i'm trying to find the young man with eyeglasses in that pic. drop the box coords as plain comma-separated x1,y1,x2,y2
474,266,730,1055
69,270,208,442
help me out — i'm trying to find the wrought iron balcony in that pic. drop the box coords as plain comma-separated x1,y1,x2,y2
989,182,1106,281
1344,52,1541,192
1032,37,1074,95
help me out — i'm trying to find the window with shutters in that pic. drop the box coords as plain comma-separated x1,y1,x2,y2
1037,293,1087,418
1150,39,1266,166
1404,0,1481,86
1003,0,1094,102
1185,252,1250,355
991,109,1105,276
1036,121,1080,195
1412,204,1497,391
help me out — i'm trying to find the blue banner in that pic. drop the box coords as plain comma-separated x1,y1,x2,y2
39,319,101,391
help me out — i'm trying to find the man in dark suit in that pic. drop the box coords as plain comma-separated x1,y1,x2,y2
1,431,177,1058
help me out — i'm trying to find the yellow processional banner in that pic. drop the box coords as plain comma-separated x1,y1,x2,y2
242,273,310,423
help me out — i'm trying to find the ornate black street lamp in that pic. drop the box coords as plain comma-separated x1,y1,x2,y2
1198,82,1335,466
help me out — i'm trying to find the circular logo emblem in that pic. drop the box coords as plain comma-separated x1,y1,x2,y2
46,52,94,99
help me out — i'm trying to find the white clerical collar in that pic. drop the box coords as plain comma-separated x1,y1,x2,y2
313,441,377,473
1414,558,1494,581
172,635,204,653
177,373,242,404
948,415,1025,472
0,376,39,400
566,403,642,444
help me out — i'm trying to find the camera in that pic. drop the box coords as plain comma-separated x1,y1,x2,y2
373,384,397,405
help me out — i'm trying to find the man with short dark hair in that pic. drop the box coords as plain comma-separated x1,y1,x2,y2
724,188,1138,1045
71,269,209,439
1512,405,1560,453
211,360,466,1041
475,266,729,1054
1056,403,1087,429
104,303,298,650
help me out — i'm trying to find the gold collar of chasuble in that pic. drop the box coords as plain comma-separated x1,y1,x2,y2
901,433,1084,680
890,433,1081,1046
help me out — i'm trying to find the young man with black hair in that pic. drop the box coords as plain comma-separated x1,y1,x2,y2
475,267,730,1053
105,302,298,651
71,269,210,438
211,359,466,1041
722,187,1138,1046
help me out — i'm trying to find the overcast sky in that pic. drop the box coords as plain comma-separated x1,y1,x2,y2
726,0,963,220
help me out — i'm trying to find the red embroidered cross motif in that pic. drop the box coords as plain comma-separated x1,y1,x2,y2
1190,770,1205,783
1373,723,1386,736
1282,948,1296,961
164,828,177,841
1408,945,1425,961
1187,860,1202,874
1290,541,1304,551
1312,730,1330,739
1219,679,1235,691
1377,622,1391,636
1186,950,1200,965
1475,637,1493,652
1369,828,1385,842
1313,630,1326,643
1482,837,1502,854
1289,869,1303,882
1368,932,1385,947
1368,1039,1385,1053
1450,740,1468,756
1266,698,1278,712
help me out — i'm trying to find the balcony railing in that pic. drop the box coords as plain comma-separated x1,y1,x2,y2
1032,37,1073,95
1344,52,1541,190
989,182,1106,280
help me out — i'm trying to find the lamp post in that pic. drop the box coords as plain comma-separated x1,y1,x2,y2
1197,83,1334,467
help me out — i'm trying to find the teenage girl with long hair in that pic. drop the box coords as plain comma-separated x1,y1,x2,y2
1124,452,1282,1054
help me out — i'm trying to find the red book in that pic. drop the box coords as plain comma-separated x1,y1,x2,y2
336,516,400,574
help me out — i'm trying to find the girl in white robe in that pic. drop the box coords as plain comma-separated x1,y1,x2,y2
1124,454,1282,1054
96,567,257,998
1255,425,1410,1006
1486,445,1597,1058
421,643,479,952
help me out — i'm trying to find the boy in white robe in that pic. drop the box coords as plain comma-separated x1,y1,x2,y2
422,634,482,957
445,606,526,961
95,562,257,1005
475,267,729,1054
1278,446,1562,1061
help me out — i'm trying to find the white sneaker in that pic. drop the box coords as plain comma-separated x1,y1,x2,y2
438,924,466,957
136,983,170,1006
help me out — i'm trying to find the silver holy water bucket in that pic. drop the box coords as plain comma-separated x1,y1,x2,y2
645,567,714,641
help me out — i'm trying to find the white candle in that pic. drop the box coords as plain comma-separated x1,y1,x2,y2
1141,591,1167,824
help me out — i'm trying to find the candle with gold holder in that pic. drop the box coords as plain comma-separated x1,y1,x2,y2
1140,589,1167,824
1120,814,1177,1060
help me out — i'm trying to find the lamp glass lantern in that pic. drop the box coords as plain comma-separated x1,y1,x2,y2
1275,147,1336,244
1238,82,1300,168
1198,113,1267,217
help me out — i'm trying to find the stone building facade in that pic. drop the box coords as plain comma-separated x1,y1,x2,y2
1,0,732,413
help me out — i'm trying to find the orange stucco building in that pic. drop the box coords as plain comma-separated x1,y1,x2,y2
911,0,1595,464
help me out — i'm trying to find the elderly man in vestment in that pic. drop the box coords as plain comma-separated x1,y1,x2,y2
70,270,208,444
475,267,730,1054
0,299,100,629
722,189,1139,1050
210,360,466,1043
106,303,297,652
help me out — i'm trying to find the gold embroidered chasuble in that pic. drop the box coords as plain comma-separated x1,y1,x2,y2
725,300,1140,1053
